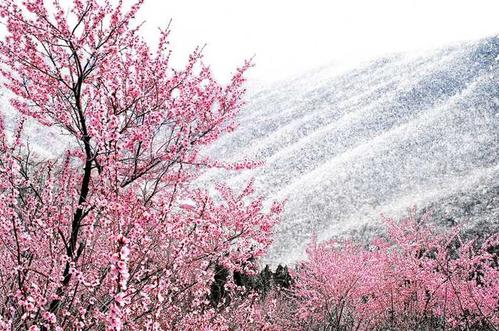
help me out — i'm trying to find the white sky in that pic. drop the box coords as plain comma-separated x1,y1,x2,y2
138,0,499,83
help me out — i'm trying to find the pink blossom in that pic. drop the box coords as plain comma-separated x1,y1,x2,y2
0,0,279,329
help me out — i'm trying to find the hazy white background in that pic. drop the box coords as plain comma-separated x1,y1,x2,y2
138,0,499,83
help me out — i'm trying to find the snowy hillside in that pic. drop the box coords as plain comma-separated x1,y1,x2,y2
201,36,499,265
1,36,497,266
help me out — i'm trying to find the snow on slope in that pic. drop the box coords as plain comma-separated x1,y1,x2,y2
200,36,499,265
1,37,497,266
0,88,70,158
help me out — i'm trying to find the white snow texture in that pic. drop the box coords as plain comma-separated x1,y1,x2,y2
1,36,498,266
201,36,499,265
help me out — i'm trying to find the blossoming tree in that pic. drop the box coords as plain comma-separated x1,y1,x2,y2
0,0,281,329
283,215,499,330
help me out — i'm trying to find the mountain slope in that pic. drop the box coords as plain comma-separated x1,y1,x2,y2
201,36,499,265
1,37,497,266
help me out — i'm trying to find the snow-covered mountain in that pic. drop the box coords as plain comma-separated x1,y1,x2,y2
201,36,499,265
1,36,497,266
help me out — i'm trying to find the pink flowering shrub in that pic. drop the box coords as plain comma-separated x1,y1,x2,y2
285,215,499,330
0,0,281,329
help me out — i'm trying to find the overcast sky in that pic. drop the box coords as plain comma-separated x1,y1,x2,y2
137,0,499,84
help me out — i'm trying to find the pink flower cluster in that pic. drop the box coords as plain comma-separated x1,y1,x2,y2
274,215,499,330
